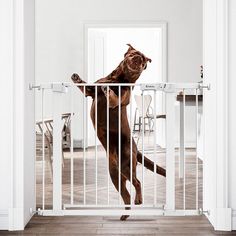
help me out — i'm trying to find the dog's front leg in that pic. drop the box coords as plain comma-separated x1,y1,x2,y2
101,86,130,108
101,86,119,108
71,73,95,97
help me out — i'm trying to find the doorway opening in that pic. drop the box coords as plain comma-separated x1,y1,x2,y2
86,25,167,148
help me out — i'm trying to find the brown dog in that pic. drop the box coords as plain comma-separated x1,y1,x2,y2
71,44,166,220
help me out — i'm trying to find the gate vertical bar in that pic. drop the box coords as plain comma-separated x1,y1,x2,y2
130,86,133,205
118,85,121,204
179,93,185,179
153,90,157,206
183,90,186,210
107,85,110,205
70,86,74,205
141,91,145,204
165,92,175,210
195,89,199,210
95,86,98,205
41,88,45,210
52,87,62,212
83,86,86,205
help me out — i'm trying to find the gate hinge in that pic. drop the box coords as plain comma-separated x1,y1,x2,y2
199,208,210,215
29,208,41,215
29,83,41,90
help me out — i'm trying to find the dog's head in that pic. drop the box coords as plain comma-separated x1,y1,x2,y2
122,44,152,82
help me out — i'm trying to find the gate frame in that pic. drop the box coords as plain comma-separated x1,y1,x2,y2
34,82,209,217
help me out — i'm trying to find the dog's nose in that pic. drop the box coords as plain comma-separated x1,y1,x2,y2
133,55,142,64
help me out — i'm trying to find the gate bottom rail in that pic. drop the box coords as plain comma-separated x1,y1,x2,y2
37,209,202,216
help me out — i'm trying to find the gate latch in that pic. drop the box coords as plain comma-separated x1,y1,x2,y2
140,83,165,91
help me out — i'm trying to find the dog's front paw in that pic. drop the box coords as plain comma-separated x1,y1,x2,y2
71,73,82,84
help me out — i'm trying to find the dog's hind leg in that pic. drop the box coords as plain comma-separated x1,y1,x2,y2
122,147,143,205
109,159,131,220
120,179,131,221
132,175,142,205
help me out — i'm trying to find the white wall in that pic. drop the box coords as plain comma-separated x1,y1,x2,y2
228,0,236,230
0,0,35,230
35,0,202,84
0,0,14,229
35,0,203,144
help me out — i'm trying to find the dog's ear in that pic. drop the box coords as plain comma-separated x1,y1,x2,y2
124,43,135,57
126,43,134,50
146,57,152,63
143,57,152,70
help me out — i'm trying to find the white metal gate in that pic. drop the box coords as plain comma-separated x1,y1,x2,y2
32,82,209,217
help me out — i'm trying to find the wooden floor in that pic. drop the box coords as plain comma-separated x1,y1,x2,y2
1,215,236,235
1,134,235,235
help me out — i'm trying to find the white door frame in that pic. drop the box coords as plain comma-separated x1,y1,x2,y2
86,30,107,146
83,21,168,147
203,0,231,231
0,0,35,231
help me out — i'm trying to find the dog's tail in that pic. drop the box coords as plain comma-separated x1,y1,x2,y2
137,151,166,177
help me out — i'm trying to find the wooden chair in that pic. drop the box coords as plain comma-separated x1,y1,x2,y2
133,95,166,146
133,95,153,132
36,113,72,182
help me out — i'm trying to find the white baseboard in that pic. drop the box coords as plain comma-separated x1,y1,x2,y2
0,209,8,230
8,207,24,231
0,207,33,231
232,210,236,230
206,208,232,231
215,208,232,231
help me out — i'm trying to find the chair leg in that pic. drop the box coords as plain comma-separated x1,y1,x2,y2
133,109,137,132
144,117,148,133
139,117,142,132
151,119,154,131
148,118,154,132
136,131,140,146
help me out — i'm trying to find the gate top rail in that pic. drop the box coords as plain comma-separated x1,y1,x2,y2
29,82,210,92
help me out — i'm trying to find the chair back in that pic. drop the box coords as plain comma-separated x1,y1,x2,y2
134,95,152,116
